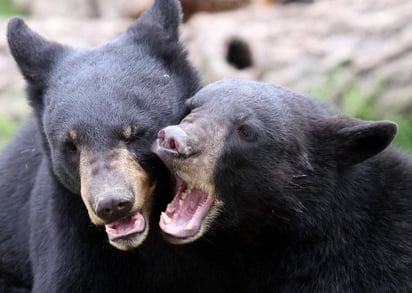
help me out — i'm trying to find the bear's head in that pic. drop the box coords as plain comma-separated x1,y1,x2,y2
152,77,397,244
7,0,200,250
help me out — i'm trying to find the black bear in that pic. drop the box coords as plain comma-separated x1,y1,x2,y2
0,1,242,292
153,77,412,292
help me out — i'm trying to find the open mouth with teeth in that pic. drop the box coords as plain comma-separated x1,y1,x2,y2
159,179,214,241
105,211,146,242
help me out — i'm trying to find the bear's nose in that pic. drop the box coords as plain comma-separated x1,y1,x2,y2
156,126,189,155
95,195,134,222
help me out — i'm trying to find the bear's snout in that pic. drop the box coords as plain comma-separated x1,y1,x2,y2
94,193,134,222
157,126,189,155
152,126,195,167
79,146,154,227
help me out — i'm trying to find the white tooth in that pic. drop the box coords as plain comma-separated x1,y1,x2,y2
185,219,195,230
133,218,141,227
106,226,115,232
166,205,176,213
179,199,184,206
181,190,188,200
182,188,193,200
161,212,172,224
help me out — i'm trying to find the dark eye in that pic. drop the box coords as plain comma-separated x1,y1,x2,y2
64,141,78,154
125,130,147,146
237,125,257,142
122,125,144,143
64,129,79,155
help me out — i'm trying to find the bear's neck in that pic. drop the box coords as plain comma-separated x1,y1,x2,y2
242,148,411,248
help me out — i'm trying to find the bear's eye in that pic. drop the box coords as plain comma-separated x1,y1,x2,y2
237,124,257,142
122,125,139,143
64,129,79,155
124,129,147,145
64,141,78,154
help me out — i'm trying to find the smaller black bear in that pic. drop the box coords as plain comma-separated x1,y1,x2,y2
152,77,412,292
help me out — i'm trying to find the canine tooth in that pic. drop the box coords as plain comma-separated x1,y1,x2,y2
185,219,195,230
161,212,172,224
166,205,176,214
180,190,188,200
133,218,141,227
105,226,116,232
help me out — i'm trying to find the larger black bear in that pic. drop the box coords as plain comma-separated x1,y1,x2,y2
153,77,412,292
0,1,242,292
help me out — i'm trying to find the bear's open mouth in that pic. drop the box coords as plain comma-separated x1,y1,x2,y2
105,211,145,241
159,179,213,239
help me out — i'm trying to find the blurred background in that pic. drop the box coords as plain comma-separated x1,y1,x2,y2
0,0,411,151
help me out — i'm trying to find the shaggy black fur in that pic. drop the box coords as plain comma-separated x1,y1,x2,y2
0,2,243,292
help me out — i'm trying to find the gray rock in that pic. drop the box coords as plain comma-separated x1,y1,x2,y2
182,0,412,115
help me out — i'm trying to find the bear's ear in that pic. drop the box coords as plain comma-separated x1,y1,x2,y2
325,115,398,166
127,0,182,42
7,17,65,85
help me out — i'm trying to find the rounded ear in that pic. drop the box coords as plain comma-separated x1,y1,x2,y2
7,17,65,85
324,115,398,166
127,0,182,43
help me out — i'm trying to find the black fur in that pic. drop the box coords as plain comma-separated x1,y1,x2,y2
157,77,412,292
0,2,242,292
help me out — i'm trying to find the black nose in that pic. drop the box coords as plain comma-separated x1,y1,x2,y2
95,196,133,222
157,126,188,155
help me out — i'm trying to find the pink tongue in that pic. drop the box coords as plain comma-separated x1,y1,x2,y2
159,188,212,238
105,212,145,241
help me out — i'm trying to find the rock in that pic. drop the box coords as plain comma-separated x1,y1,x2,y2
182,0,412,115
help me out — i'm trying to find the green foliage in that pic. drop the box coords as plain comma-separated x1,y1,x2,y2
385,114,412,152
0,116,18,149
340,87,412,152
309,74,412,153
0,0,26,16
